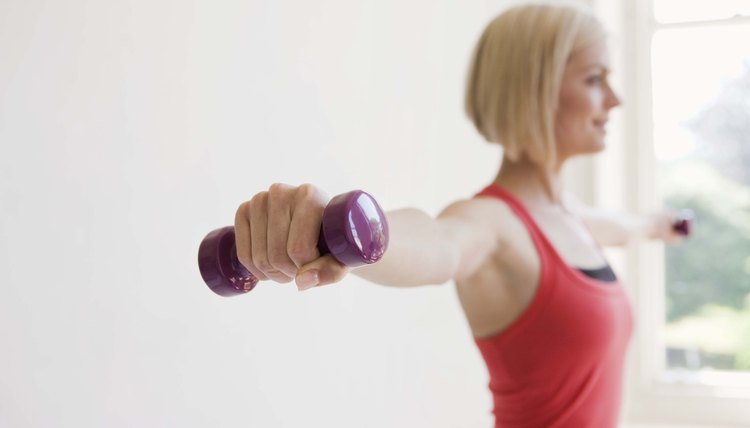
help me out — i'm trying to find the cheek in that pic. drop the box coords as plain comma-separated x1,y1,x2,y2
555,93,605,151
556,91,598,131
555,105,585,138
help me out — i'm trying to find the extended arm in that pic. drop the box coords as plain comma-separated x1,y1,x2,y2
234,184,498,290
564,193,685,247
353,200,499,287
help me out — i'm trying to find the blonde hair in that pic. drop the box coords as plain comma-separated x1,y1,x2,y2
465,2,605,170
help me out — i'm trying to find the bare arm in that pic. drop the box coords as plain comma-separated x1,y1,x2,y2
353,200,499,287
564,193,684,247
234,184,498,291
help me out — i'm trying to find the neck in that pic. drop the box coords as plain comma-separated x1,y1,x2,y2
493,155,564,206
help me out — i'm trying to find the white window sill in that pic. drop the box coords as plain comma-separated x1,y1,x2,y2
624,424,742,428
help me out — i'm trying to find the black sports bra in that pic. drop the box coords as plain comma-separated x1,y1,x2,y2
577,265,617,283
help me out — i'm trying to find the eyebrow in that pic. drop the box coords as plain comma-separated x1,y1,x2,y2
582,64,611,73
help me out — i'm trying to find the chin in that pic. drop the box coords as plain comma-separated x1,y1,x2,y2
587,137,607,153
558,137,607,158
577,141,606,155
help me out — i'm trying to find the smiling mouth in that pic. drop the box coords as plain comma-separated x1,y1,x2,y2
593,119,608,131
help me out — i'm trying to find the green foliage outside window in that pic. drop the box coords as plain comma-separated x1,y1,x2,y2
662,62,750,371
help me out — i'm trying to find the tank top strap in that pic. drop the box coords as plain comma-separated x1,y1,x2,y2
475,183,622,290
476,183,556,256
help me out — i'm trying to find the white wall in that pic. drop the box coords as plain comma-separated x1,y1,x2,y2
0,1,521,427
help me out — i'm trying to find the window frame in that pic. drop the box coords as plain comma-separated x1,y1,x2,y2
591,0,750,426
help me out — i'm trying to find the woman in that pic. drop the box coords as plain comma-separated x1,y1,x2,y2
233,3,684,427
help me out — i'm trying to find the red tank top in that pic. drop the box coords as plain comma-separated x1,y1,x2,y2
474,184,633,428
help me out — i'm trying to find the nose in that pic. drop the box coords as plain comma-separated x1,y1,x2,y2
605,83,621,109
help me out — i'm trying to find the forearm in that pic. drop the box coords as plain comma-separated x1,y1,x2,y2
583,210,678,246
352,208,460,287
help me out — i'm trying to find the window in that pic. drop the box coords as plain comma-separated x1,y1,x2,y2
594,0,750,426
654,21,750,381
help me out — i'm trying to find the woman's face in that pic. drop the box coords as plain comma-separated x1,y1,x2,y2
555,41,621,160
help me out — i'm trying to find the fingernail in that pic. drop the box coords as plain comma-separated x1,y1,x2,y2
297,270,319,291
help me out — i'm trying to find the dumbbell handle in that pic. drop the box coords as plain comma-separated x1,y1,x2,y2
672,209,695,237
198,190,389,297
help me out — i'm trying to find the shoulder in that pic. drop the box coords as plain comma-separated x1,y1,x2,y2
438,196,516,234
440,193,515,216
436,195,529,281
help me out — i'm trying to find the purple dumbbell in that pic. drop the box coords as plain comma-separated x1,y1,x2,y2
198,190,389,297
672,209,695,237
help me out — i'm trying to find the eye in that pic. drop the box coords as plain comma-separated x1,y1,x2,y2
586,74,604,85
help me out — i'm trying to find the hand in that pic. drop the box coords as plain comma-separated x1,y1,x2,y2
649,209,692,244
234,183,351,291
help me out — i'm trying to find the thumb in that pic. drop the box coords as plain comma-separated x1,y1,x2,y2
295,254,350,291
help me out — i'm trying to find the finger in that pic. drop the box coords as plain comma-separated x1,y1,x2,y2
663,210,686,244
266,183,299,278
234,200,268,281
250,191,293,283
296,254,350,291
287,184,328,269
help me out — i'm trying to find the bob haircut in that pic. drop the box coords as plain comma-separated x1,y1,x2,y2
465,2,605,170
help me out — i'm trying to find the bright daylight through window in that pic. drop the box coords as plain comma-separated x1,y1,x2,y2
650,0,750,382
